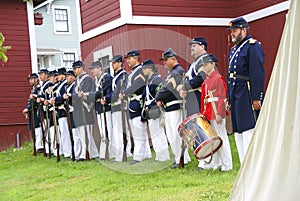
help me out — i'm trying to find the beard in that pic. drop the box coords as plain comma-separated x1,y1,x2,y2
231,31,243,44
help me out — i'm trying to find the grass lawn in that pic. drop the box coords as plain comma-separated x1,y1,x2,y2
0,134,240,201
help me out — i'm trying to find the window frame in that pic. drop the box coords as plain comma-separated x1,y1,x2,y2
52,5,72,35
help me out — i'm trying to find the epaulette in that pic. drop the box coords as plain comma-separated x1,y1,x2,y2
249,38,257,44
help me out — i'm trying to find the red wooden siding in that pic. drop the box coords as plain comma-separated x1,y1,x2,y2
0,125,30,151
80,0,121,33
80,11,286,89
236,0,287,16
0,0,33,150
131,0,286,18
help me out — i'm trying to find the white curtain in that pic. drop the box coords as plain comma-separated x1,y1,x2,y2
229,0,300,200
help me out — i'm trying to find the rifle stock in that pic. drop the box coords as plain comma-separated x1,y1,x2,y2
100,81,109,161
38,103,47,157
51,89,60,163
65,97,75,161
179,73,186,169
120,78,127,162
79,86,90,161
30,102,37,156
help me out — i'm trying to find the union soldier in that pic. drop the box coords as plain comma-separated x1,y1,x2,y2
109,55,132,162
49,67,73,158
22,73,43,152
88,61,113,160
177,37,208,117
121,50,152,164
70,60,99,161
227,17,265,163
141,59,170,162
156,48,191,169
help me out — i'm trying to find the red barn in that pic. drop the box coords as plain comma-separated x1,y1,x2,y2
0,0,46,151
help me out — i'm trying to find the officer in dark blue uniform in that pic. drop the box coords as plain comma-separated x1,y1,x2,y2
122,50,152,164
88,60,113,160
227,17,265,163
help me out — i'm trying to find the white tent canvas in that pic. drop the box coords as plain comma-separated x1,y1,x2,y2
229,0,300,200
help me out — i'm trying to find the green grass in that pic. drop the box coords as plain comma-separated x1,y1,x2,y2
0,135,240,201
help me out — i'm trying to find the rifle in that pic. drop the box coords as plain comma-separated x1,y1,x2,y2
38,103,47,157
45,105,51,159
50,89,60,162
179,73,186,169
79,86,90,161
30,100,37,156
100,80,109,161
120,75,127,162
64,86,75,161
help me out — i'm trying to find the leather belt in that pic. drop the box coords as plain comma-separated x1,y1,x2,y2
165,100,182,107
229,73,249,81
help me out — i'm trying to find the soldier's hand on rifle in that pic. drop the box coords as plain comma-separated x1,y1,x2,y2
78,91,84,98
119,93,124,99
22,108,29,114
100,98,106,105
156,100,163,107
176,84,183,92
179,89,187,98
49,98,55,105
63,94,69,100
44,100,49,106
37,97,41,103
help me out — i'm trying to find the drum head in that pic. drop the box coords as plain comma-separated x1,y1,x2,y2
194,136,223,160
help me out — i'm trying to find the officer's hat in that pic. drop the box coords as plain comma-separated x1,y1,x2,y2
88,61,103,69
27,73,38,80
49,70,57,76
228,17,248,29
65,70,75,76
57,67,66,75
142,59,156,70
72,60,85,69
160,48,177,60
38,69,49,74
109,55,123,63
124,50,140,58
188,37,208,48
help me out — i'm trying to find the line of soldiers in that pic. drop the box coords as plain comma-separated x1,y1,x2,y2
23,17,264,171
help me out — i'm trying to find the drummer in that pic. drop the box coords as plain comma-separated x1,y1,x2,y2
200,54,232,172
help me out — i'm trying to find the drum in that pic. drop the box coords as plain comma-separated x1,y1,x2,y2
178,113,223,160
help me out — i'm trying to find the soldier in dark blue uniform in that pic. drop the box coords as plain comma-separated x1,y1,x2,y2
141,59,170,162
109,55,132,162
227,17,265,163
88,60,113,160
70,60,99,161
23,73,43,152
155,48,191,169
50,67,73,158
122,50,152,164
177,37,208,117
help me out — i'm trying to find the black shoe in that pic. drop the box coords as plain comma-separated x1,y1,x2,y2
172,160,176,165
76,158,85,162
37,148,44,153
130,160,140,165
171,164,179,169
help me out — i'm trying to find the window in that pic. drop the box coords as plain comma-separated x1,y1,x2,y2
53,7,71,34
63,53,75,68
